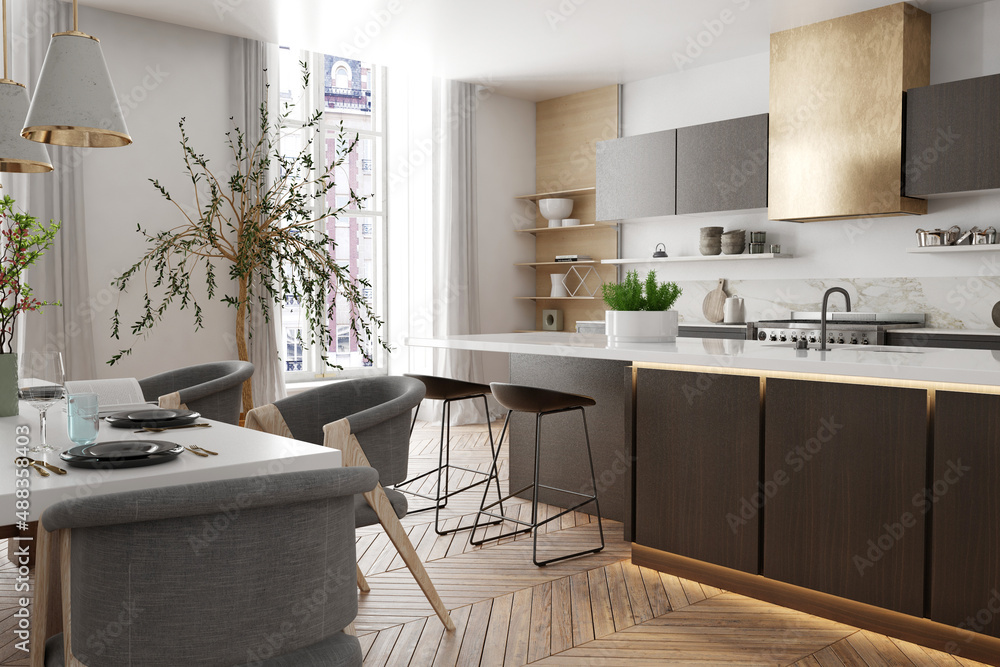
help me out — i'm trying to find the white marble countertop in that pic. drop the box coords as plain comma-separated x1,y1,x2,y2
407,332,1000,387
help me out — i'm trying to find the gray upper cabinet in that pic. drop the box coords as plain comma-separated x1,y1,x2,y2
676,114,768,214
596,129,676,221
905,74,1000,197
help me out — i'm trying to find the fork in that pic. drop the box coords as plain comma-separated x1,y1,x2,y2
182,446,209,458
192,445,218,456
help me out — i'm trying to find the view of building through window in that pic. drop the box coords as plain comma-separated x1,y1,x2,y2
278,48,384,377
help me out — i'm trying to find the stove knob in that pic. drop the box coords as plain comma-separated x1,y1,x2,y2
757,331,767,341
809,335,817,343
769,334,778,342
837,336,845,345
779,333,787,342
862,338,869,345
790,334,798,342
828,336,835,344
850,337,858,345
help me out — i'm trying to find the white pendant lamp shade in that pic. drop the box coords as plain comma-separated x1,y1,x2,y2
22,32,131,148
0,81,51,172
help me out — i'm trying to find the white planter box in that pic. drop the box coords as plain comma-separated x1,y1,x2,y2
605,310,678,343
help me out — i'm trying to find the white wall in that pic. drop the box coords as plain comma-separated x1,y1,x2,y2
615,1,1000,327
475,90,536,383
80,7,239,379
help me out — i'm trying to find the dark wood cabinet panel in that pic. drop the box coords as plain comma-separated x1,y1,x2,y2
596,129,676,221
676,114,768,214
905,74,1000,196
930,391,1000,638
634,368,761,573
763,379,927,616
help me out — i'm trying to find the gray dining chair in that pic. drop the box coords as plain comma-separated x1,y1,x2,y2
138,360,254,424
245,376,456,631
39,466,377,667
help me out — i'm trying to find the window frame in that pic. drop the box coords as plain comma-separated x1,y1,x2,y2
281,51,388,384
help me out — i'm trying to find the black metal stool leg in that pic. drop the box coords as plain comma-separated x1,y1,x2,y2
532,407,605,567
470,411,532,545
481,394,506,517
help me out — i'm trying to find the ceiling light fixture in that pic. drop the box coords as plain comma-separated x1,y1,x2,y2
21,0,131,148
0,0,52,172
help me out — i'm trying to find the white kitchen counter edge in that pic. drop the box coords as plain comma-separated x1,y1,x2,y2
406,333,1000,387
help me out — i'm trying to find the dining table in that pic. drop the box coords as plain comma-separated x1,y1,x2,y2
1,400,343,667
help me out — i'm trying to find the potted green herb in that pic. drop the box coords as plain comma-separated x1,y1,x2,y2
0,196,61,416
602,269,682,343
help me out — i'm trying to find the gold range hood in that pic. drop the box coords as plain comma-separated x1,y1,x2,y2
768,2,930,222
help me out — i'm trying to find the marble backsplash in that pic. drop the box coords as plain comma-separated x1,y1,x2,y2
673,275,1000,329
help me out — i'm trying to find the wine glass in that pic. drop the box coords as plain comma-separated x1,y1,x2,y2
17,351,66,452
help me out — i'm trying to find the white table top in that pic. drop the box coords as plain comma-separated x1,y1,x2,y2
407,332,1000,388
2,403,341,522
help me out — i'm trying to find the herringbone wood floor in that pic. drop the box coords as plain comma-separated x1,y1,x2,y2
0,420,990,666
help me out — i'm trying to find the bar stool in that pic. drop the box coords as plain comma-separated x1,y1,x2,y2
470,382,605,566
394,374,505,536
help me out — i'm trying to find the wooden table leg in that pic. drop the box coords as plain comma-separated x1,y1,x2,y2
28,524,60,667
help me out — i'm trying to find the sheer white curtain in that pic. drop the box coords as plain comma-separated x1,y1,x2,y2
7,0,95,381
230,38,286,407
429,79,487,423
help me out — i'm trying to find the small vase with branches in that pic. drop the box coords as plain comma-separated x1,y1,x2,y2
110,64,389,409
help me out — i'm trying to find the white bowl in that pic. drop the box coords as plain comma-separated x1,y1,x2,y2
538,198,574,221
562,218,581,227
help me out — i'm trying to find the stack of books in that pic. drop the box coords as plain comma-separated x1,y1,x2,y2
554,254,592,262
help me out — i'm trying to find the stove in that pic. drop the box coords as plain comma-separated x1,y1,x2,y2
752,312,925,346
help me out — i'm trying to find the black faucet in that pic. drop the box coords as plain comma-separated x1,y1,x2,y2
819,287,852,351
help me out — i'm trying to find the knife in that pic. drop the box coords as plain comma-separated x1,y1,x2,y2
28,457,68,475
134,423,212,433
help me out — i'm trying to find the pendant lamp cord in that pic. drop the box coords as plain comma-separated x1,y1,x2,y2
73,0,78,32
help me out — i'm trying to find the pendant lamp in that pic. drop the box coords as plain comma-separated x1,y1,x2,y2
0,0,51,172
21,0,131,148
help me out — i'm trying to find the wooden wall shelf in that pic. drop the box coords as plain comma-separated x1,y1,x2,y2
906,245,1000,254
515,296,599,301
516,223,617,235
515,260,599,267
603,253,790,265
514,187,596,201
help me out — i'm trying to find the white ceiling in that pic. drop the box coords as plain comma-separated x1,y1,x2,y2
77,0,990,101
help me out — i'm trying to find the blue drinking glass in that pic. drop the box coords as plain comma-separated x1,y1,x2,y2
67,393,100,447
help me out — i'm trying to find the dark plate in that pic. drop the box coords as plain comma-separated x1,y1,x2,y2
106,408,200,429
60,440,183,469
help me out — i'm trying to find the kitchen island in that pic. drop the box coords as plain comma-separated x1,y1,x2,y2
407,332,1000,663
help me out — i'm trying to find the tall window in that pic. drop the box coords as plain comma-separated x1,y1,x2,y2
278,48,386,379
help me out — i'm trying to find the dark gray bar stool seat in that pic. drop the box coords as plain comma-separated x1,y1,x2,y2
470,382,605,566
394,374,505,536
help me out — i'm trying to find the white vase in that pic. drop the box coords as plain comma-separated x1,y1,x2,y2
550,273,568,298
605,310,678,343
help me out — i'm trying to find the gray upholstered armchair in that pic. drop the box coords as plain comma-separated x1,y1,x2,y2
138,360,254,424
245,376,456,631
40,467,377,667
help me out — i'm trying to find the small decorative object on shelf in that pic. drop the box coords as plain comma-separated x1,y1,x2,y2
0,195,61,417
700,227,722,256
562,266,602,297
550,273,569,298
602,269,683,344
652,243,668,258
541,309,564,331
538,197,574,227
